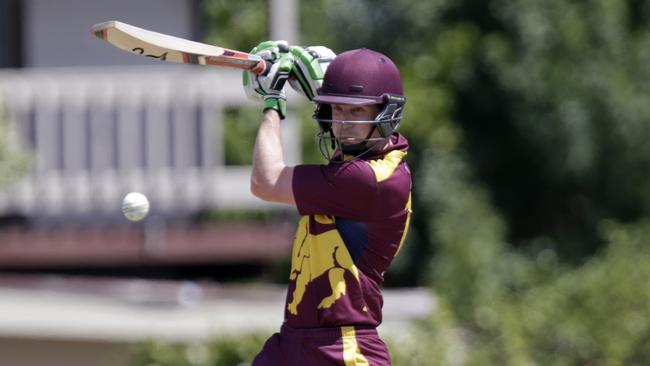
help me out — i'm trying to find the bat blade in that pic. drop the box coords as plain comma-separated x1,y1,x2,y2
91,20,267,74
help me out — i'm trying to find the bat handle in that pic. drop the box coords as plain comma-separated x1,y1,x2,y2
251,60,272,75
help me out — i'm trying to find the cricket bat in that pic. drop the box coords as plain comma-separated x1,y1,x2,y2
91,20,268,74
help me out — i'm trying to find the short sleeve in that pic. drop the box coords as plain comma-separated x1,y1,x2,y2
292,161,378,220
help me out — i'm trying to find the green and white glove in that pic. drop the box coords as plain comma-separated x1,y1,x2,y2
243,40,295,119
288,46,336,101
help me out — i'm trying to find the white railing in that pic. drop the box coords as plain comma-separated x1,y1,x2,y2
0,66,302,223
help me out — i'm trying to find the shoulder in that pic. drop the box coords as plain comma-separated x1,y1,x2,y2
292,160,380,218
294,159,378,188
366,150,409,183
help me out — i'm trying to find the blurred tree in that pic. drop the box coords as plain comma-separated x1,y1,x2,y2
300,0,650,268
202,0,267,52
203,0,650,280
478,0,650,260
128,334,267,366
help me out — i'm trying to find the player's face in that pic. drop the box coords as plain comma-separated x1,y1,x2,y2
330,104,381,144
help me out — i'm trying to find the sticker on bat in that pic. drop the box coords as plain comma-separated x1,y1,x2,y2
132,47,168,61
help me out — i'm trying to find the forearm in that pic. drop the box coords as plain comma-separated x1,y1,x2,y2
252,110,284,186
250,110,295,204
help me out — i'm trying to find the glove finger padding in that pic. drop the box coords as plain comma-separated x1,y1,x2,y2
243,69,264,102
243,60,290,101
261,55,294,118
242,40,294,119
251,40,288,62
289,46,336,101
259,56,293,93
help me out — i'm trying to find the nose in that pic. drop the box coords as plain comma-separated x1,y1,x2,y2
332,120,348,135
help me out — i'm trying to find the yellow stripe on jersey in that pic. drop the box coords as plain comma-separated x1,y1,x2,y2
395,192,412,256
342,326,370,366
367,150,407,182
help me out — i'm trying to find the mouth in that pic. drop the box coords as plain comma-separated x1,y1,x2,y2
338,136,362,144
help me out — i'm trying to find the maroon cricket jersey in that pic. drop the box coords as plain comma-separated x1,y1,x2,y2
287,133,412,328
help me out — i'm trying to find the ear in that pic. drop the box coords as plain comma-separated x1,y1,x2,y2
366,104,382,118
314,104,332,132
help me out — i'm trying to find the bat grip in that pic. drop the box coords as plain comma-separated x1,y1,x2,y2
252,60,273,75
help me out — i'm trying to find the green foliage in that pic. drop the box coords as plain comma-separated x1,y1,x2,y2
201,0,267,167
222,104,321,166
466,220,650,365
478,0,650,258
127,334,267,366
522,220,650,365
419,148,509,324
0,104,30,187
202,0,325,166
387,299,469,366
202,208,292,224
386,219,650,365
222,107,261,166
202,0,267,52
296,102,326,165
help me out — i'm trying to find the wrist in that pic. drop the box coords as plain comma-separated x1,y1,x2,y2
263,97,286,119
263,108,282,121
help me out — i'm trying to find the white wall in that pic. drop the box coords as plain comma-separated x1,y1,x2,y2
23,0,197,67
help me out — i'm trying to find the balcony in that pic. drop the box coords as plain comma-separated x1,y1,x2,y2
0,66,303,269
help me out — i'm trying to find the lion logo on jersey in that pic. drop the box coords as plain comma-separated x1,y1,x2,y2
287,215,365,315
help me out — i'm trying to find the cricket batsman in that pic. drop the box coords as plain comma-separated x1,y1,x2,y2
243,41,411,365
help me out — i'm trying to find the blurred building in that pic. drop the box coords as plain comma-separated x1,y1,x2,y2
0,0,301,272
0,4,437,366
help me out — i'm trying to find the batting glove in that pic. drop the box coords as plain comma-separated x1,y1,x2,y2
243,40,294,119
288,45,336,101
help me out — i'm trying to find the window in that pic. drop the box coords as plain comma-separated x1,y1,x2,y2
0,0,22,68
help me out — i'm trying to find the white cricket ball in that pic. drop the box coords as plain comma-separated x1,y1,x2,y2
121,192,150,222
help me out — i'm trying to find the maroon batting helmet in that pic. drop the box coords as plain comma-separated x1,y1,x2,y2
314,48,404,105
313,48,406,161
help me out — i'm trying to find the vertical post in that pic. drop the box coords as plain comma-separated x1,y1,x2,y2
269,0,302,165
269,0,298,43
